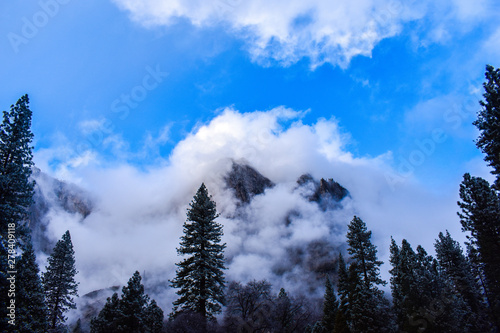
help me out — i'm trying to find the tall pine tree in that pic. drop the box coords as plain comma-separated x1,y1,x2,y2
434,230,491,332
458,173,500,328
474,65,500,188
170,183,226,324
339,216,394,333
0,94,35,242
42,230,79,330
0,95,35,330
119,271,150,331
322,276,338,332
334,253,351,333
14,239,48,333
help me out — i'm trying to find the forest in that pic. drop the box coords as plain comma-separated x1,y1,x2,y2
1,65,499,333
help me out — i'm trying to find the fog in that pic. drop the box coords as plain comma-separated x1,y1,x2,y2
33,107,468,318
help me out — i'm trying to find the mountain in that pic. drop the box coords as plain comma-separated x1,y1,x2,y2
225,162,275,204
223,162,349,288
297,174,350,210
225,161,349,210
29,168,93,253
29,162,352,327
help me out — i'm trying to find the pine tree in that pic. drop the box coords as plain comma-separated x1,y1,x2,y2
389,238,419,332
170,183,226,323
434,231,491,332
0,94,35,241
119,271,150,331
14,239,48,333
90,271,164,333
143,299,164,333
322,276,338,332
474,65,500,188
346,216,385,288
90,293,122,332
42,230,79,330
334,253,351,333
340,216,394,333
0,95,35,330
458,173,500,327
389,238,467,332
414,245,464,332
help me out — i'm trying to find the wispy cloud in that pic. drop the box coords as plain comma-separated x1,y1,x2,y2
111,0,496,68
35,107,467,316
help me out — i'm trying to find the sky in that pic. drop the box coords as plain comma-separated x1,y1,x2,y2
0,0,498,187
1,0,500,315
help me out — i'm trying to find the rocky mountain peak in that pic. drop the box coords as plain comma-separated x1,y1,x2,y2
297,173,349,210
225,162,275,204
29,168,93,253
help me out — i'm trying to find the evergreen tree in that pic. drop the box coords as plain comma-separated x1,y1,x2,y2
90,293,123,333
458,173,500,327
339,216,394,333
322,276,338,332
0,95,35,330
414,245,464,332
389,238,419,332
346,216,385,288
14,239,48,333
332,310,349,333
90,271,164,333
0,94,35,241
434,230,491,331
474,65,500,188
42,230,79,330
334,254,350,333
143,299,164,333
170,183,226,323
119,271,150,331
389,238,467,332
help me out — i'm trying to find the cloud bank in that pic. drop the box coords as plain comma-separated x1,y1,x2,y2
110,0,494,68
34,107,466,319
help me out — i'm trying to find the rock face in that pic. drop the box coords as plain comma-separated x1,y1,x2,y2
29,168,93,253
225,162,275,204
297,174,349,210
224,163,349,211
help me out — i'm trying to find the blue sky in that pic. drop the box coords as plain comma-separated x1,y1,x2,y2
1,0,499,190
4,0,500,302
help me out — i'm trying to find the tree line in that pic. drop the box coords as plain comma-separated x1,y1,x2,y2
1,64,500,332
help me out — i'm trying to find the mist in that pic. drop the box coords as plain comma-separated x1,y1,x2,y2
33,106,469,318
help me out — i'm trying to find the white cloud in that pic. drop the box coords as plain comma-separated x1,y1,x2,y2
111,0,423,68
35,107,468,317
111,0,497,68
